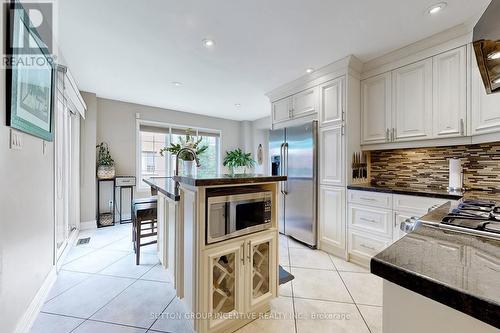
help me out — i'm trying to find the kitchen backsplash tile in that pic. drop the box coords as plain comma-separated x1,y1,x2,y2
370,143,500,191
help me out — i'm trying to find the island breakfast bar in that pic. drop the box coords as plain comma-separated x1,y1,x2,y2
144,174,286,333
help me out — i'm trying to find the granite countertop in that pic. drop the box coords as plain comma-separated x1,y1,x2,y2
173,173,287,186
143,177,180,201
371,202,500,329
347,183,464,200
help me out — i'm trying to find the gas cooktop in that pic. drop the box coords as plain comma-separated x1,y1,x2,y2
441,199,500,234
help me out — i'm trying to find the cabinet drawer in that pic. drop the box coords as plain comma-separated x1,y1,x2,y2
348,190,392,209
393,194,449,214
348,204,392,238
348,230,391,259
115,177,136,186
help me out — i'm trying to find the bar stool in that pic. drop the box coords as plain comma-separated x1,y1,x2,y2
132,197,157,243
132,202,157,265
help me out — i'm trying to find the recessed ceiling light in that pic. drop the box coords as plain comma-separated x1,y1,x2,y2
172,81,182,86
235,103,241,108
487,51,500,60
427,2,447,15
202,39,215,48
306,68,314,74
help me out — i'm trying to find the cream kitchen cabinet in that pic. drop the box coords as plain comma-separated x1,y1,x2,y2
201,231,277,333
319,77,344,127
347,190,454,265
471,58,500,136
272,97,292,124
432,46,467,138
361,72,392,144
292,86,319,119
392,58,433,141
319,124,345,186
319,185,346,257
271,87,319,125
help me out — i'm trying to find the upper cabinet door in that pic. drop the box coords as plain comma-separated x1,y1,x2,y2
432,47,467,138
319,124,344,186
472,59,500,135
292,87,319,118
361,73,392,144
272,97,291,124
392,58,433,141
319,77,344,127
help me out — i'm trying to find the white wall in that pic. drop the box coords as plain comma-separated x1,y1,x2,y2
250,116,271,175
79,92,97,224
0,10,55,333
95,97,241,193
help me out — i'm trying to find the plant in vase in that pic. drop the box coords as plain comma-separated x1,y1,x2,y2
223,148,255,175
96,142,115,179
159,129,208,176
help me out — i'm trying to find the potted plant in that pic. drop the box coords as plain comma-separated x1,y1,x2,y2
223,148,255,175
160,129,208,176
96,142,115,179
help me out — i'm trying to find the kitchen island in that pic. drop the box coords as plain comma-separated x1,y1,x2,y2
144,174,286,333
371,201,500,333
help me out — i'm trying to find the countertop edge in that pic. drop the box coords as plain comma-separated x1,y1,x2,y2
370,256,500,329
143,178,180,202
173,175,287,187
347,185,464,200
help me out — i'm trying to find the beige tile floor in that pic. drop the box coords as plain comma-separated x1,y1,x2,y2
31,225,383,333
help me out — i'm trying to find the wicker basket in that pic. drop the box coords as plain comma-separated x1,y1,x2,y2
97,165,116,179
99,213,114,226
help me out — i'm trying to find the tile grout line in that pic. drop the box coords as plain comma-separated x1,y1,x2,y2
146,294,177,331
45,235,135,303
46,227,167,331
285,236,299,333
329,255,373,333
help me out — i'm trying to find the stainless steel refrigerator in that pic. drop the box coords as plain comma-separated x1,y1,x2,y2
269,121,318,247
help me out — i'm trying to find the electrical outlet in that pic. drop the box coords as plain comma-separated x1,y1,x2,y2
10,129,23,150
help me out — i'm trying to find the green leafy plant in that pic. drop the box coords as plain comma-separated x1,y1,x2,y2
223,148,255,174
159,129,208,161
96,142,114,166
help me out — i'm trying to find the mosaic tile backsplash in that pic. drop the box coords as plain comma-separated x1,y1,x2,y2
370,143,500,191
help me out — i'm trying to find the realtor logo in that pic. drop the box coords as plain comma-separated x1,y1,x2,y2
7,1,53,54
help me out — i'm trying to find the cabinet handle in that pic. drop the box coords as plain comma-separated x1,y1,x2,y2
247,242,251,262
391,128,395,142
460,119,465,136
386,129,390,142
360,243,377,251
360,217,377,224
341,125,345,136
241,244,245,265
359,197,376,201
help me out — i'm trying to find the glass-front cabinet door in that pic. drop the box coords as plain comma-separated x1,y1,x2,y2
205,241,245,332
247,233,277,311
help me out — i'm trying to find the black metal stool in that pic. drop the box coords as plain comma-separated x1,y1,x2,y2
132,202,157,265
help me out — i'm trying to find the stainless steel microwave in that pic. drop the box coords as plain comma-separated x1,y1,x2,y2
206,188,272,244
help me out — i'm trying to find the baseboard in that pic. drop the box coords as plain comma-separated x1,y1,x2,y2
15,266,57,333
348,253,371,269
318,241,348,260
80,220,97,230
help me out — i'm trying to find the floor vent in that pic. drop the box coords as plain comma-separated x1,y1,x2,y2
77,237,90,246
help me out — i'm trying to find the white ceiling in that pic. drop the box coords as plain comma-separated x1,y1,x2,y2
57,0,490,121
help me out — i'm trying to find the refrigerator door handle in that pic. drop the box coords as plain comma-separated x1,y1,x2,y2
283,142,289,195
280,143,285,194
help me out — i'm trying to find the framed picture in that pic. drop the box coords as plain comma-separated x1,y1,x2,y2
6,0,54,141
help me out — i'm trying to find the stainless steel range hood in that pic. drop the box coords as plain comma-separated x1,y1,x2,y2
473,0,500,94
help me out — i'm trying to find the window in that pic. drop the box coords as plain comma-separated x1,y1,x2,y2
137,121,221,189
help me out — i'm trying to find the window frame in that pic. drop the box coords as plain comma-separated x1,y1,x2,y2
136,119,222,191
